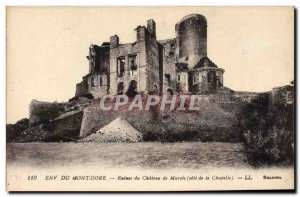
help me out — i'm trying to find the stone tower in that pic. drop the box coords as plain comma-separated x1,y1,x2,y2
176,14,207,69
175,14,225,94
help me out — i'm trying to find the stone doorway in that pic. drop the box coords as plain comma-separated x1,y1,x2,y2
117,82,124,95
126,80,138,98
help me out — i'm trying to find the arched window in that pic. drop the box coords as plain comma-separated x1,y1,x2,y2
126,80,138,98
117,57,125,77
167,89,174,96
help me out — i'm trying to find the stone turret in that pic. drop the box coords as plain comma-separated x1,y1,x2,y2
176,14,207,69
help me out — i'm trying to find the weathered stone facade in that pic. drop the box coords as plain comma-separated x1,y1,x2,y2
159,39,177,95
75,14,225,98
271,85,294,106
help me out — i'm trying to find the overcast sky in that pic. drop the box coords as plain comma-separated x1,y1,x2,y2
7,7,294,123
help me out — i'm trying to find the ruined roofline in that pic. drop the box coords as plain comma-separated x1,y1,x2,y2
110,35,167,47
134,25,146,30
89,43,110,48
272,85,294,90
117,42,139,46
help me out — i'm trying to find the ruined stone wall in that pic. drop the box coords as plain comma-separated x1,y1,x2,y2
98,45,110,72
159,39,177,94
79,103,157,137
145,32,161,93
271,85,294,106
87,73,109,98
109,42,147,95
20,99,89,142
75,77,89,97
191,71,199,89
75,81,88,97
192,67,224,94
79,96,241,142
199,70,214,94
88,44,110,74
176,72,189,93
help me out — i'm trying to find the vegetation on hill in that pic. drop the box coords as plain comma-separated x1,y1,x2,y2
6,118,29,142
238,93,294,167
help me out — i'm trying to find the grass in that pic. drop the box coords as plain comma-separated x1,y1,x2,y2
7,142,250,169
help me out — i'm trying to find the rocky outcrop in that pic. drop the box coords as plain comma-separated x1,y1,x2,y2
6,118,29,142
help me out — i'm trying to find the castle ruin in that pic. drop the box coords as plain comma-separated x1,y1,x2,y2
75,14,225,98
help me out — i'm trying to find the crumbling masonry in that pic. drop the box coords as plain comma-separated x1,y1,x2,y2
75,14,225,98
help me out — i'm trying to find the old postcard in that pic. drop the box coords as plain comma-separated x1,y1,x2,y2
6,6,295,191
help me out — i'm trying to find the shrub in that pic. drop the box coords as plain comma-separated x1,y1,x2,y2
243,126,294,167
6,118,29,142
239,94,294,167
143,132,163,142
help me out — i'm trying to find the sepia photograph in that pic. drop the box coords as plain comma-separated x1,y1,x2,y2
6,6,295,191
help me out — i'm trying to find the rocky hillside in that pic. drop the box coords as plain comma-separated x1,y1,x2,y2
8,84,293,143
